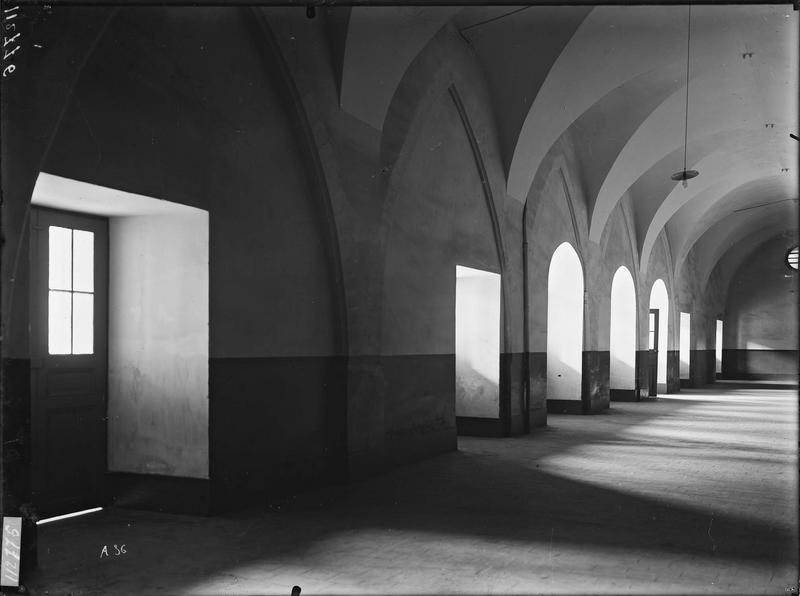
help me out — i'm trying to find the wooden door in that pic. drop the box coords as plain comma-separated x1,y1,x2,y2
30,208,108,517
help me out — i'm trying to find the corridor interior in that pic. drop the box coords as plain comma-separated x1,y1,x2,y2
28,381,798,595
2,5,798,596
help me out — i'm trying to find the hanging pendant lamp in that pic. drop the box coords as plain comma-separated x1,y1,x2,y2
671,5,699,187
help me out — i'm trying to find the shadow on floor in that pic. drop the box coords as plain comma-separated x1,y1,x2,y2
27,384,797,595
714,379,798,391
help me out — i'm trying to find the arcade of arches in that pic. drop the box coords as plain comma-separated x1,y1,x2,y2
1,4,797,594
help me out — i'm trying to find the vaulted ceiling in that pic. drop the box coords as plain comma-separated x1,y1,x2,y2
338,4,798,280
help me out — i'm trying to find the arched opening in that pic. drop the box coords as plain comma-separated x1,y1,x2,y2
609,266,637,400
547,242,584,410
649,279,669,394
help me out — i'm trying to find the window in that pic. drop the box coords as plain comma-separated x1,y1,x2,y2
648,312,656,350
48,226,94,354
787,245,798,271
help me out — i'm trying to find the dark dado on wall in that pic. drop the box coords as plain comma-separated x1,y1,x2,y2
689,349,716,387
547,399,584,414
382,354,457,466
529,352,548,427
667,350,681,393
457,352,528,438
209,356,348,513
610,388,638,402
704,349,717,384
504,352,527,436
2,359,32,514
582,350,610,412
1,359,36,570
722,349,799,380
635,350,650,400
456,417,505,437
546,351,610,414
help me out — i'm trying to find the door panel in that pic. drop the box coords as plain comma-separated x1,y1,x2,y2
30,208,108,517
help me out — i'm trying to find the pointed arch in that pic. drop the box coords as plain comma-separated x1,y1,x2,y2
547,242,584,403
610,266,637,398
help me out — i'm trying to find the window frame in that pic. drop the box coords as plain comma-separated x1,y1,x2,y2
786,245,798,272
47,225,96,355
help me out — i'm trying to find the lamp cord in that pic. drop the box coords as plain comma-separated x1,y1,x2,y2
683,5,692,174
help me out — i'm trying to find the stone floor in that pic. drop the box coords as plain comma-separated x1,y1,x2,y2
26,380,798,595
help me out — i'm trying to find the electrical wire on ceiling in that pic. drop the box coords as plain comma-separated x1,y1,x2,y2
733,198,798,213
458,6,531,34
671,4,699,187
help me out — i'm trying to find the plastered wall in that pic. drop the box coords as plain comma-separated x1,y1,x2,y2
108,214,209,479
378,25,509,446
724,237,798,377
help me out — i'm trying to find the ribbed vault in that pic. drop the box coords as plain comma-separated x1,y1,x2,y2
337,5,797,284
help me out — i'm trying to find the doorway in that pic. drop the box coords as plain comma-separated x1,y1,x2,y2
609,266,636,400
30,172,210,518
648,309,659,397
30,208,108,517
680,312,691,384
648,279,669,394
455,266,501,435
546,242,584,410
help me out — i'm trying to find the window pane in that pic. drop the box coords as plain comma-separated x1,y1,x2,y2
72,230,94,292
72,293,94,355
48,290,72,354
48,227,72,290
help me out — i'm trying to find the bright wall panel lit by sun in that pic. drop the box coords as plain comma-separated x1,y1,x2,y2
455,266,501,419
